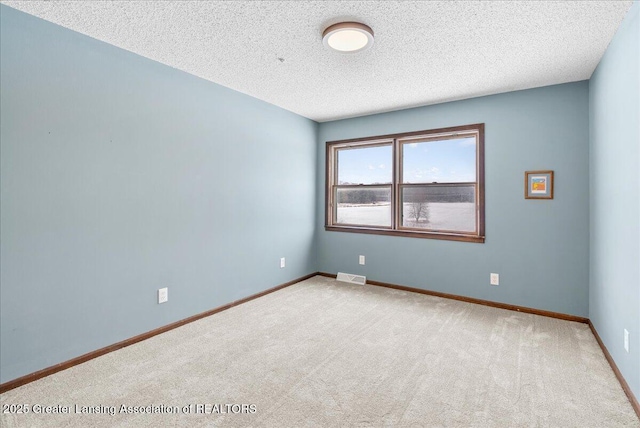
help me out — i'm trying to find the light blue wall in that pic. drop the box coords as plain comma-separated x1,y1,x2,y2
0,6,318,383
317,82,590,318
589,1,640,399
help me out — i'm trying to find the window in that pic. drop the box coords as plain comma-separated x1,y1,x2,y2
325,124,484,243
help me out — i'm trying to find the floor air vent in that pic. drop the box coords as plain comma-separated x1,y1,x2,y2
336,272,366,285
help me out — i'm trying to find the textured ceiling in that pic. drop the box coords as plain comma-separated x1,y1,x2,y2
1,1,633,122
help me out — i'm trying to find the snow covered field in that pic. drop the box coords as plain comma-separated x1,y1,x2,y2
336,202,476,232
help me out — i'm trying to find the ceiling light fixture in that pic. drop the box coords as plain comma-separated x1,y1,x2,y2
322,22,374,53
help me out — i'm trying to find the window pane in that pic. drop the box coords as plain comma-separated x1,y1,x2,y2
402,137,476,183
401,185,476,232
326,124,484,241
338,145,392,185
336,187,391,227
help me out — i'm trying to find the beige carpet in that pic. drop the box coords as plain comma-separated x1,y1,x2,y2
1,275,638,427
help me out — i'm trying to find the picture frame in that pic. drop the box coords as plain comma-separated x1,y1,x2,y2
525,170,554,199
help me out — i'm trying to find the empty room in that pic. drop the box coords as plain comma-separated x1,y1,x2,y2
1,1,638,427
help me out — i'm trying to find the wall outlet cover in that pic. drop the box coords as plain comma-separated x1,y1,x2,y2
158,287,168,304
490,273,499,286
624,329,629,353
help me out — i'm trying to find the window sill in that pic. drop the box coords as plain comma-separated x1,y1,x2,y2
324,225,485,243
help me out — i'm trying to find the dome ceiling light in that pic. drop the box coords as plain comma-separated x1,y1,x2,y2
322,22,374,53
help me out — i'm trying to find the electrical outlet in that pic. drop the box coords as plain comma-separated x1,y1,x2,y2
280,257,286,268
359,255,365,265
624,329,629,353
158,287,168,304
490,273,499,286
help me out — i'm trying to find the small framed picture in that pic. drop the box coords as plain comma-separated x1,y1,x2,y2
525,170,554,199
